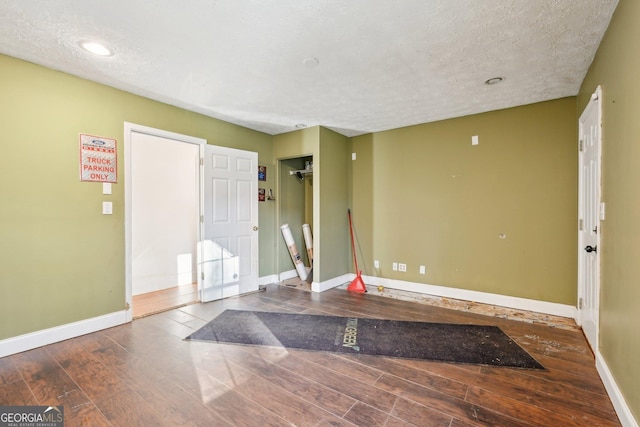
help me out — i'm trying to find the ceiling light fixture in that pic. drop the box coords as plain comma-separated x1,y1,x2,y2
302,57,319,68
80,41,113,56
485,77,504,85
295,123,307,129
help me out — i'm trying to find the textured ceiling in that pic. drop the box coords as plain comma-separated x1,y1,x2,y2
0,0,618,136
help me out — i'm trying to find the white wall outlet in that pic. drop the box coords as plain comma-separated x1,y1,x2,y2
392,262,398,271
398,263,407,272
374,260,380,269
419,265,426,275
102,201,113,215
352,152,357,160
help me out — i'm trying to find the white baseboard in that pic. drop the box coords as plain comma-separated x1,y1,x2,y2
278,269,299,281
362,275,577,319
259,274,279,286
596,352,639,427
312,274,351,293
0,311,129,358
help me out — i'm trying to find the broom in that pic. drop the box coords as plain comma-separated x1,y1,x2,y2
347,209,367,293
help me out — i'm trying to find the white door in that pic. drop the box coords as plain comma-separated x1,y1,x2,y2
578,86,602,351
199,144,259,302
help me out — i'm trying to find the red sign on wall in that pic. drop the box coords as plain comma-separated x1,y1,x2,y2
79,134,117,183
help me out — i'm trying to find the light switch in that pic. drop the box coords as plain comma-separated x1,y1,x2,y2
102,183,112,195
472,135,479,145
102,201,113,215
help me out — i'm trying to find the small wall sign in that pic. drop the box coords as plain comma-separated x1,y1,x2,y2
258,165,267,181
79,133,117,183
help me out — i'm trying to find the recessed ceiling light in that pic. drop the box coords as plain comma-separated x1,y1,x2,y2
80,41,113,56
302,57,319,68
485,77,504,85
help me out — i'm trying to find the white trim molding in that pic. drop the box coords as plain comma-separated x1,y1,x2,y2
596,352,639,427
312,274,352,293
278,269,300,282
275,270,350,293
0,311,128,358
363,275,576,319
259,274,279,286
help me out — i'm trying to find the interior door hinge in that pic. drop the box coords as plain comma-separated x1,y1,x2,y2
201,272,205,280
200,157,204,166
200,215,204,223
125,302,131,311
578,297,583,310
578,219,583,231
579,140,584,152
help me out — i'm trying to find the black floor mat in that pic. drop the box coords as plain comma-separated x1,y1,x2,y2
185,310,543,369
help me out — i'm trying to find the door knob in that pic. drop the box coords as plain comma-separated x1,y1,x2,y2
584,245,597,253
253,226,259,231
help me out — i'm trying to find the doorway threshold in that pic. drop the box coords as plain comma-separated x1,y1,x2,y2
132,283,198,319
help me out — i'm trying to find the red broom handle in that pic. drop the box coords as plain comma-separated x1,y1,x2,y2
348,209,359,273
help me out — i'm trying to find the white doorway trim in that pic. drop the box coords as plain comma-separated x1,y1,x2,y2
124,122,206,322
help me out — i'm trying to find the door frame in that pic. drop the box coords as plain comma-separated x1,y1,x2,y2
124,122,206,322
577,86,603,350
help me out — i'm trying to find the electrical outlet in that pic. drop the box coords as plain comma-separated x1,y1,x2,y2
398,263,407,272
374,260,380,269
419,265,426,275
392,262,398,271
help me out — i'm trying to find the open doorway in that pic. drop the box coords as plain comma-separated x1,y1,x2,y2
278,156,314,290
125,123,204,319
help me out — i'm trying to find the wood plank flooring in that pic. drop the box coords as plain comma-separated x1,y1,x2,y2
0,285,621,426
132,283,198,318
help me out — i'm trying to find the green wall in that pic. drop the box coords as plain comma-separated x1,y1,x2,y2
349,134,375,275
352,98,578,304
578,0,640,420
317,127,350,282
0,54,273,339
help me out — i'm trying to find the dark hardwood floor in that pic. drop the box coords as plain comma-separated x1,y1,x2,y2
0,285,621,426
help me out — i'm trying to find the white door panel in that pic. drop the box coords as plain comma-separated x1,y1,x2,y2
199,145,258,302
578,86,602,351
